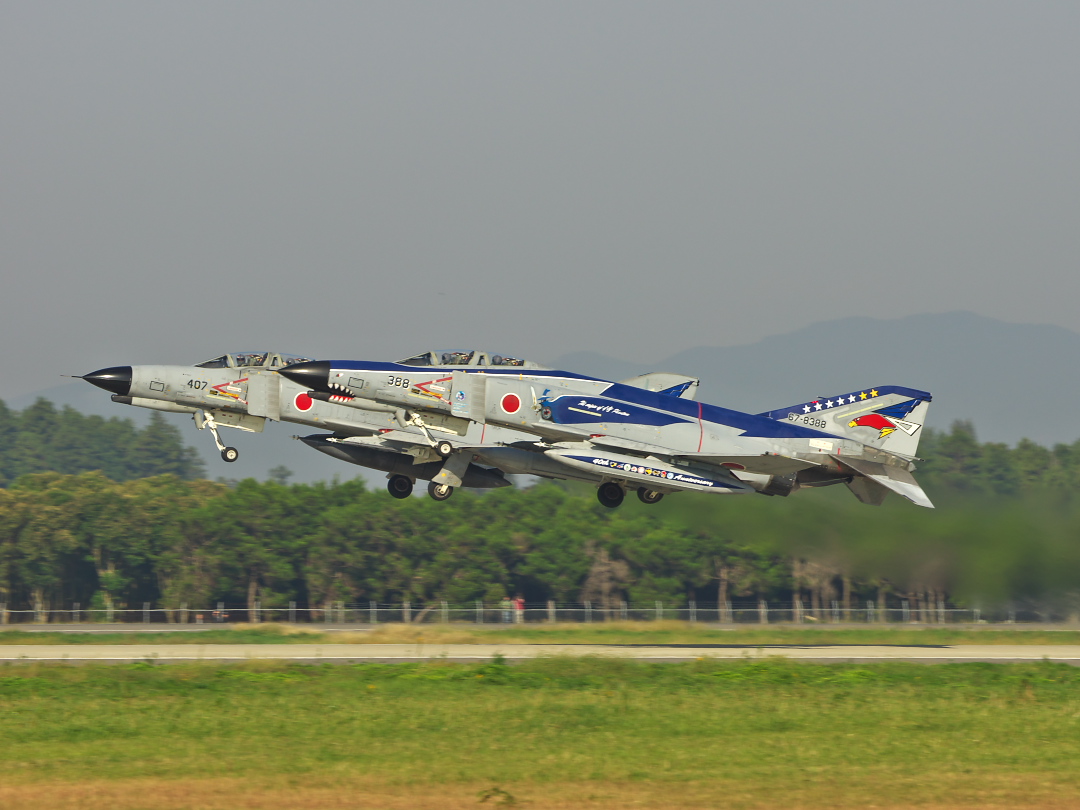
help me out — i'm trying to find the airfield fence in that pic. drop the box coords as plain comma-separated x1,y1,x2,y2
0,600,1064,625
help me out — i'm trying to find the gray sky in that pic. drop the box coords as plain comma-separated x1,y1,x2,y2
2,2,1079,401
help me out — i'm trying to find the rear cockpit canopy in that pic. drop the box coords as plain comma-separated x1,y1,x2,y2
397,350,547,369
195,352,313,370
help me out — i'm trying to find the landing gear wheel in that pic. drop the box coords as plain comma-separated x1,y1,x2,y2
434,440,453,458
637,488,664,505
597,482,625,509
221,447,239,463
540,406,553,421
428,481,454,501
387,475,414,499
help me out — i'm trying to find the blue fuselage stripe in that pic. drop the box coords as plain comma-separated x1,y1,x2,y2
328,362,837,439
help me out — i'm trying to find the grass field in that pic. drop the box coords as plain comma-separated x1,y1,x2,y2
2,656,1080,809
4,620,1080,646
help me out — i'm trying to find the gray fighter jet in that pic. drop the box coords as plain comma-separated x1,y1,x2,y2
79,351,517,495
278,350,935,509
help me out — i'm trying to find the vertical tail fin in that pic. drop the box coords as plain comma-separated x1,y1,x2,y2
758,385,932,458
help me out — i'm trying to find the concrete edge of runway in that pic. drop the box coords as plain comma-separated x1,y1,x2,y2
4,642,1080,666
2,656,1080,665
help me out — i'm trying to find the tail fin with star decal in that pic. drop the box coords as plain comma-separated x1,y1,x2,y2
756,385,932,458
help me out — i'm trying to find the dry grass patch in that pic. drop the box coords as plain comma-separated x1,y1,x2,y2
3,775,1080,810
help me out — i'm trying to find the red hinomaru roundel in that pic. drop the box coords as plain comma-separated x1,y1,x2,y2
294,392,314,412
500,393,521,414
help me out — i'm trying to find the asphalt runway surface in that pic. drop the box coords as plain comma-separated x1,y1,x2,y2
2,642,1079,664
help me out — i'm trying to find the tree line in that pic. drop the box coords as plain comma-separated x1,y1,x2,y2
0,399,205,487
1,399,1079,619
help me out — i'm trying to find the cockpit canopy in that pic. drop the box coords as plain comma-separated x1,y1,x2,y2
396,350,545,368
195,351,313,370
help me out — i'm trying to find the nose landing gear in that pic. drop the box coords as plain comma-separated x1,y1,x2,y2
195,411,239,463
637,488,664,505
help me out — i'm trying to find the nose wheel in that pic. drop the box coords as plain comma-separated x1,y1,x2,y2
387,475,414,499
637,488,663,504
428,481,454,501
597,482,625,509
196,411,240,463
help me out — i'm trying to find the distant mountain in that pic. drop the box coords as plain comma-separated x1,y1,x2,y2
550,311,1076,447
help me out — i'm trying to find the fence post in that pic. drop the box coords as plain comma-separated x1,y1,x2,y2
831,600,840,623
938,599,946,624
254,600,261,624
73,602,81,624
1,602,6,625
179,601,187,625
758,600,768,624
370,601,377,625
867,600,875,624
476,600,484,624
403,601,411,623
143,602,150,625
902,600,910,623
655,600,663,621
289,601,296,624
689,600,696,623
620,600,628,621
547,600,555,623
337,601,345,624
441,601,449,624
585,601,592,623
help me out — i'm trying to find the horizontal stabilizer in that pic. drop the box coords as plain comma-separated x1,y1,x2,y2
833,455,934,508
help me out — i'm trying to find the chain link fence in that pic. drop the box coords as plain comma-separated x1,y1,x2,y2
0,599,1059,626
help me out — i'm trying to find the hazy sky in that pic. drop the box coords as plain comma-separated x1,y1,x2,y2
3,2,1079,401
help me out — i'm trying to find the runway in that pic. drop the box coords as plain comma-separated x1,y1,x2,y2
1,642,1079,664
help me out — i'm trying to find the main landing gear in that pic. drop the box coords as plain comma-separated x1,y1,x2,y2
596,484,665,508
428,481,454,501
386,476,455,502
387,475,414,499
596,482,625,509
195,411,239,463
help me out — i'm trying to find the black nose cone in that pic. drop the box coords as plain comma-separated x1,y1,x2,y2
82,366,132,396
277,360,331,391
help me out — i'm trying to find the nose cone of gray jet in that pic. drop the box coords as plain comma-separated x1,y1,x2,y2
277,360,332,391
81,366,132,396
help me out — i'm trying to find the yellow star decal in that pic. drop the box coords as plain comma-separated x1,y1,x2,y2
859,391,868,400
870,389,879,397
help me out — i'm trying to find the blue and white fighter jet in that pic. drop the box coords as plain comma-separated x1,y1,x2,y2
279,350,934,509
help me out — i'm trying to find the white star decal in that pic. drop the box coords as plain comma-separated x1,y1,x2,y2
826,399,834,408
803,405,811,413
848,394,856,403
814,402,823,411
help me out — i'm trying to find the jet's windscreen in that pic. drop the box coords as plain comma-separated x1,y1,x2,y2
396,350,529,367
195,352,313,369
